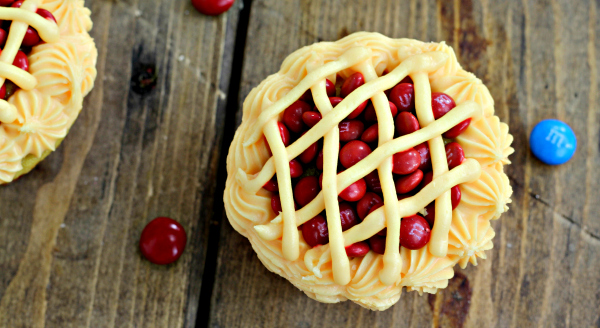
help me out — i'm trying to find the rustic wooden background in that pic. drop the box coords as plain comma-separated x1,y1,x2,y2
0,0,598,327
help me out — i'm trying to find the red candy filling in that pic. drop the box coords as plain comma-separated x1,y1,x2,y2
0,2,57,101
265,72,471,256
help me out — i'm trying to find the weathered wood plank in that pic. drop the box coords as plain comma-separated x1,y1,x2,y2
0,0,239,327
210,0,600,327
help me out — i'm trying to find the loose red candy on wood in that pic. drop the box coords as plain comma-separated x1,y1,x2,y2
345,241,370,257
294,176,320,207
392,148,421,175
340,72,365,97
431,92,456,119
356,192,383,219
339,202,360,231
191,0,235,16
400,215,431,250
339,120,364,142
339,178,367,202
445,142,465,169
140,217,187,265
395,111,420,136
389,83,415,112
340,140,371,168
302,215,329,247
395,169,424,194
283,100,311,133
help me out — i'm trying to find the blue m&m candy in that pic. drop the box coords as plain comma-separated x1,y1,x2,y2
529,119,577,165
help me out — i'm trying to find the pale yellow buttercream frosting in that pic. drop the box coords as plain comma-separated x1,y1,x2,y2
0,0,97,184
224,32,513,310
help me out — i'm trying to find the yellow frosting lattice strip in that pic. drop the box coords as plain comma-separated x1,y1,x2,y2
254,102,481,241
355,61,402,286
0,0,60,123
245,47,373,146
312,79,351,286
237,51,450,192
264,119,299,261
413,72,451,257
342,159,481,245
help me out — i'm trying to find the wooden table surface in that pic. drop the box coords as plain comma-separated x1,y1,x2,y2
0,0,599,327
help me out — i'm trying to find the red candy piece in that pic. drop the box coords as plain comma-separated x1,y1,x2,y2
414,143,431,171
356,192,383,219
340,140,371,168
36,8,57,23
369,235,386,254
444,118,472,139
339,120,364,142
395,169,423,194
339,178,367,202
421,171,433,189
263,177,278,192
451,185,461,209
300,79,335,102
289,159,303,178
364,101,398,121
360,123,378,143
392,148,421,175
10,1,22,7
302,111,322,127
0,29,6,46
276,122,290,146
191,0,235,16
329,96,343,108
424,203,435,227
431,92,456,119
316,150,324,170
400,76,413,84
0,84,5,99
271,195,282,214
302,215,329,247
22,27,40,47
400,215,431,250
299,135,319,163
364,171,382,193
389,83,415,112
340,72,365,97
345,241,370,257
13,50,28,71
0,0,14,6
139,217,187,265
395,111,420,136
445,142,465,169
339,202,360,231
283,100,311,133
347,100,368,119
294,176,320,207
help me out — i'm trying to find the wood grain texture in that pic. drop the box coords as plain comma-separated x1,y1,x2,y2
209,0,600,327
0,0,239,327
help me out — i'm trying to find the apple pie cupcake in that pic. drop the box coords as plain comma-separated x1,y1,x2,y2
0,0,97,184
224,32,513,310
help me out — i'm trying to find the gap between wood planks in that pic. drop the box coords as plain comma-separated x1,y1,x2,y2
196,1,254,327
